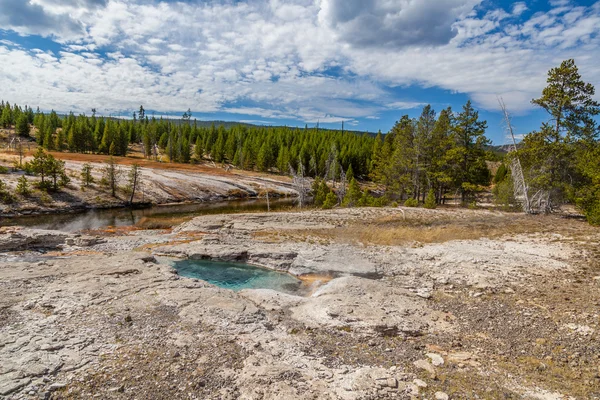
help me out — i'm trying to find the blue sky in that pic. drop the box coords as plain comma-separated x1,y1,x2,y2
1,0,599,144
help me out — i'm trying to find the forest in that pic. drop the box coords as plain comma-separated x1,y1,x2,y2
1,59,599,224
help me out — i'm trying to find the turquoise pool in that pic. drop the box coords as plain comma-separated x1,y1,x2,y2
172,259,301,293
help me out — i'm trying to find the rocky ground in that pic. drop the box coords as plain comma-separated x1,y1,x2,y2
0,207,599,399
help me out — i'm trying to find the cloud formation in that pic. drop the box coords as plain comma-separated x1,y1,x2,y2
0,0,89,39
319,0,482,48
0,0,598,126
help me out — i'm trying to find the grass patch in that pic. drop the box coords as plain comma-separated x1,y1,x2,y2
284,212,595,246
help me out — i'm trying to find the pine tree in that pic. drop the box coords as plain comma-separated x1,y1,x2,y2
343,178,361,207
522,59,600,215
81,163,94,187
423,189,437,209
453,101,490,203
194,136,203,162
103,157,121,197
16,114,29,137
16,176,30,196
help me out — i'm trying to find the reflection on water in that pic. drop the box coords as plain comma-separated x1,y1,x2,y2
1,198,295,232
171,258,301,294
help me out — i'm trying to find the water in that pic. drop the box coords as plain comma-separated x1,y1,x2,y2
0,198,295,232
172,259,301,293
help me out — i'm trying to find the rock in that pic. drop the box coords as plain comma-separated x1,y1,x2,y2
48,383,67,391
426,352,444,366
413,379,427,388
416,289,432,299
413,359,435,378
565,323,595,336
386,378,398,388
108,385,125,393
0,379,32,396
435,391,450,400
447,351,473,363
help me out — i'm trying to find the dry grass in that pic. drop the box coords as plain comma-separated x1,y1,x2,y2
283,212,595,246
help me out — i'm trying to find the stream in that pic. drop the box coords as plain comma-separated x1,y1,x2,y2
0,198,296,232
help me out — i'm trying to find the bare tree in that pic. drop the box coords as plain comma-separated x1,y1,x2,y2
498,97,533,214
103,157,121,197
16,138,24,168
337,169,347,204
127,164,142,205
289,160,308,208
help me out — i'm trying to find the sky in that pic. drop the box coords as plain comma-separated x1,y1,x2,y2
0,0,599,144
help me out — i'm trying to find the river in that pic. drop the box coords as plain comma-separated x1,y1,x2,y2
0,198,296,232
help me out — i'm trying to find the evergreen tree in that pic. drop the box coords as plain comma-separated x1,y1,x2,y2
522,59,600,216
16,114,29,137
194,135,203,162
343,178,361,207
16,176,30,196
81,163,94,187
453,101,490,203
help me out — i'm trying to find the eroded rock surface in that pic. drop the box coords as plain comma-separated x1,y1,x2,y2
1,208,598,399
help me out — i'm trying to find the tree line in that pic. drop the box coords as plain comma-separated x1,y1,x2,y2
2,59,597,224
1,99,495,204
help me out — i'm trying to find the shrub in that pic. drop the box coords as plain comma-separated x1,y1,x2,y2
0,165,8,174
0,180,14,204
494,163,508,183
342,178,361,207
585,202,600,226
313,178,331,207
371,196,388,207
81,163,94,186
39,191,53,204
404,198,418,207
322,192,338,209
492,178,519,211
424,189,437,209
16,176,30,196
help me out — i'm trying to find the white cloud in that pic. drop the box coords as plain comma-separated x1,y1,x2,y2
0,0,599,123
512,2,528,16
387,101,428,110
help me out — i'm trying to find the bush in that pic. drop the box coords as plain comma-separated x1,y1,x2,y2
0,165,8,174
342,178,361,207
322,192,338,209
370,196,388,207
39,191,53,204
391,201,398,208
404,198,418,207
16,176,30,196
494,163,508,183
0,180,14,204
585,202,600,226
81,163,94,186
424,189,437,209
492,178,519,211
313,178,331,207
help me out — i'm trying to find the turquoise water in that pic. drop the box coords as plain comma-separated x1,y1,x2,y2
173,259,301,293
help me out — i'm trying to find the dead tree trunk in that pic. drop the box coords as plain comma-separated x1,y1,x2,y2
498,97,533,214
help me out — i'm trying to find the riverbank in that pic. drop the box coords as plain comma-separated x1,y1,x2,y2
1,207,598,399
0,153,297,218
